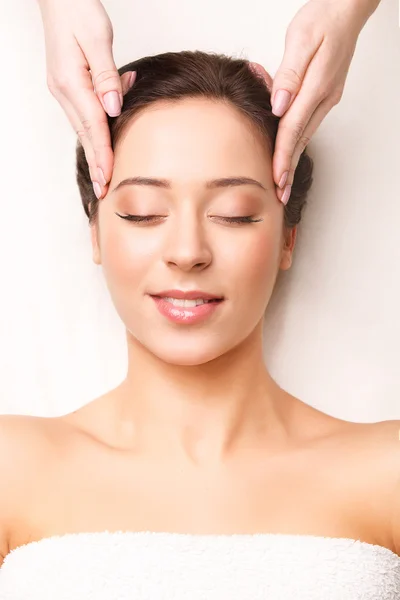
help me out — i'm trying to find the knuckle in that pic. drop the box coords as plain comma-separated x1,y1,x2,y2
314,87,328,104
77,113,110,153
286,20,319,51
92,19,113,42
285,121,306,145
46,74,62,96
330,87,344,106
298,134,311,153
80,117,94,139
281,67,302,88
46,75,56,94
77,127,87,145
279,123,304,153
92,69,119,90
81,121,108,151
286,21,311,43
92,140,112,155
49,73,72,94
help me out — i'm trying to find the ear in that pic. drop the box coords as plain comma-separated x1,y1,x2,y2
249,62,273,92
90,219,101,265
279,226,297,271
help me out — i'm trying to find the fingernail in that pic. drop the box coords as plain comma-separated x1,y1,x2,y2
281,184,292,206
97,167,107,187
249,62,261,76
278,171,288,189
103,91,121,117
93,181,102,199
272,90,291,117
129,71,137,88
249,62,271,88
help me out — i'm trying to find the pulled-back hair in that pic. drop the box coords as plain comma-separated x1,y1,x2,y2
76,50,313,229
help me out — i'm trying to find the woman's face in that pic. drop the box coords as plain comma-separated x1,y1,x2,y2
91,98,296,365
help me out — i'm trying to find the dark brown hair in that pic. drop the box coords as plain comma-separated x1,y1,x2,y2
76,50,313,228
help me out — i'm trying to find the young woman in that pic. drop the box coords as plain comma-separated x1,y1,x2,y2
0,50,399,599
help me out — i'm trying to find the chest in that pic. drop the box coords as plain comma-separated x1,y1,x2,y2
10,434,392,552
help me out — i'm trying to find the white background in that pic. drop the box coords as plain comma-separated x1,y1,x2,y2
0,0,399,422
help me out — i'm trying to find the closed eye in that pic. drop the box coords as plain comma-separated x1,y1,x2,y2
214,216,263,223
115,213,263,224
115,213,162,222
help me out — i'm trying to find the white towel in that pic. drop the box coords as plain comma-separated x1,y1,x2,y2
1,530,399,599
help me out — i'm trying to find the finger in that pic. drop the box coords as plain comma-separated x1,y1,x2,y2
63,83,114,188
276,97,332,204
249,62,273,91
77,42,128,184
56,92,107,200
94,70,135,103
120,70,136,97
93,69,136,110
272,79,323,188
61,70,136,195
84,41,124,116
288,98,332,186
271,31,323,117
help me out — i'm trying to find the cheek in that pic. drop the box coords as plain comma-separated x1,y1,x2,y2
220,228,281,295
99,225,159,293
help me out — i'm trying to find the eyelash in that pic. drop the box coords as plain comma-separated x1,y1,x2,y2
115,213,262,224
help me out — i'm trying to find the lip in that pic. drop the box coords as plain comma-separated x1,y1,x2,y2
149,294,224,325
150,289,224,300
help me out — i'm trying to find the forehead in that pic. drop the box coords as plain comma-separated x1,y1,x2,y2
113,98,271,179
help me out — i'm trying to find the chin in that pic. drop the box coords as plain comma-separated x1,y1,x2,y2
146,338,230,367
155,348,221,367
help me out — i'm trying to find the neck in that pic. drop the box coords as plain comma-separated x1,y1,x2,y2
114,326,294,465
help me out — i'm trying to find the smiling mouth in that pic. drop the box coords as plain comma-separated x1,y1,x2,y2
151,296,223,307
149,294,224,324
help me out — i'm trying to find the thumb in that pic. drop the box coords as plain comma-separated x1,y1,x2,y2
272,34,317,117
86,44,124,117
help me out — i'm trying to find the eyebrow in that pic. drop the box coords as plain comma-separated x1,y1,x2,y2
111,176,268,193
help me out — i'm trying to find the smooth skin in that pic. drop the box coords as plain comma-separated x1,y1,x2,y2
1,95,400,566
0,0,394,569
36,0,381,203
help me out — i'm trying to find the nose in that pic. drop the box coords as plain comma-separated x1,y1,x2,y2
163,214,212,272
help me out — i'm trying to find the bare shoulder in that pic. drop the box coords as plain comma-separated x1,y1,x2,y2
333,417,400,552
0,414,63,565
323,415,400,472
364,419,400,554
297,395,400,454
338,417,400,457
329,414,400,441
